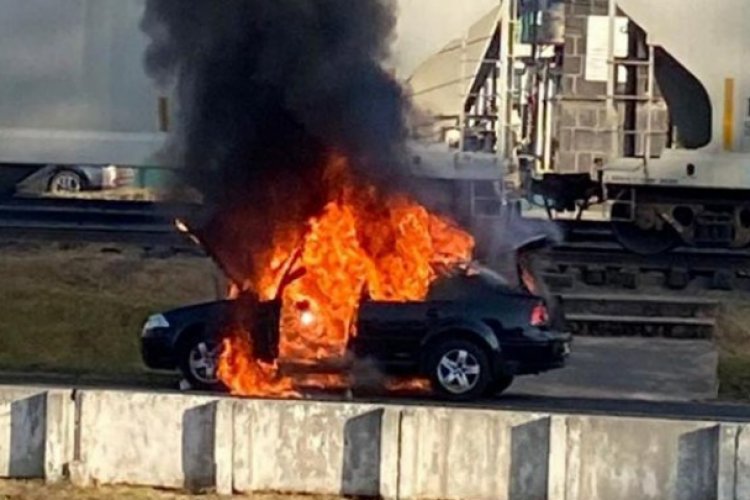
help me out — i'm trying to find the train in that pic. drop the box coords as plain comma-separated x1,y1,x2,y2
407,0,750,254
0,0,166,195
0,0,496,197
2,0,748,256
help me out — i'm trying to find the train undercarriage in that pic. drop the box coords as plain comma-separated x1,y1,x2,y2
608,186,750,254
535,174,750,255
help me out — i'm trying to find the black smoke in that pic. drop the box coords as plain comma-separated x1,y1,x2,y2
141,0,406,205
141,0,408,283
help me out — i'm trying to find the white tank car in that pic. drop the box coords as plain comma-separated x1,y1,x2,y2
0,0,166,194
601,0,750,252
403,0,750,252
0,0,501,195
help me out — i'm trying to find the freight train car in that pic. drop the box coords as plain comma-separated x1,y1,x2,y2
0,0,505,199
408,0,750,254
0,0,166,195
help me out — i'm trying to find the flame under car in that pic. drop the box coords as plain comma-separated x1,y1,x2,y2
141,264,571,401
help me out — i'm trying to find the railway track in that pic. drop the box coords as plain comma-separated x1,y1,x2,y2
0,198,750,338
540,240,750,292
0,197,199,248
537,235,743,337
557,293,719,339
3,198,749,282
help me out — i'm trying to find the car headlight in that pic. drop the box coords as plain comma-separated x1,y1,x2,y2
142,314,170,335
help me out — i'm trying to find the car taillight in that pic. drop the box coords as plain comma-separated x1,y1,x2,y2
530,303,549,326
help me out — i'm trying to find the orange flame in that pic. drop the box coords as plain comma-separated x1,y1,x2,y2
217,155,474,396
217,332,297,397
384,377,431,393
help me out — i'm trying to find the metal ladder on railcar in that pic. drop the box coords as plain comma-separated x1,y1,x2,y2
460,0,525,220
604,9,665,168
603,0,670,221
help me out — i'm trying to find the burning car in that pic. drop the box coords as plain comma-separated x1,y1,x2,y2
136,0,573,402
141,262,570,401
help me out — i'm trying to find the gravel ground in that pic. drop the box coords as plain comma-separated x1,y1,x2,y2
0,480,340,499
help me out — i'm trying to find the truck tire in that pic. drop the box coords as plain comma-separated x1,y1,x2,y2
427,339,491,401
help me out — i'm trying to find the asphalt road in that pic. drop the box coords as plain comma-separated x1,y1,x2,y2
0,377,746,423
511,337,719,402
0,358,750,422
0,336,745,424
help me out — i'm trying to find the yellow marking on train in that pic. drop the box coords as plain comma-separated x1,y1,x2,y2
724,78,735,151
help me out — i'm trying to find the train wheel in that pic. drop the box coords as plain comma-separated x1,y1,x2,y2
611,200,680,255
48,170,84,193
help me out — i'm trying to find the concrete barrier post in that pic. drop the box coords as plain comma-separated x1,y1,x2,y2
0,395,13,476
214,399,234,496
547,415,568,500
378,407,402,500
0,391,47,479
398,407,551,500
232,400,399,497
43,390,74,483
74,390,220,489
563,417,583,500
736,424,750,500
717,423,740,500
562,416,726,500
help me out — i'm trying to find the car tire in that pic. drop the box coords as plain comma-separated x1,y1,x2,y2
486,374,514,396
427,339,491,401
177,333,225,392
48,170,85,194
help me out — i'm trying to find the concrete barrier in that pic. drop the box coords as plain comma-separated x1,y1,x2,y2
738,426,750,497
398,407,551,500
562,416,723,500
1,386,749,499
70,390,221,491
231,399,400,497
0,387,72,481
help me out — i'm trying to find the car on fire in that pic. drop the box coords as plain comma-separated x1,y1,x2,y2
141,263,571,401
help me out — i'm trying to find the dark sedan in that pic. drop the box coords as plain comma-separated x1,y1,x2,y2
141,265,571,400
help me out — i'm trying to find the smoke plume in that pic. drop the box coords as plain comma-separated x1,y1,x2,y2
141,0,409,283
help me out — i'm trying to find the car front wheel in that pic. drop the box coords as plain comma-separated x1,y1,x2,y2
427,339,491,401
178,335,223,391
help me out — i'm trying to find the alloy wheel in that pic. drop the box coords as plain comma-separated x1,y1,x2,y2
436,348,481,394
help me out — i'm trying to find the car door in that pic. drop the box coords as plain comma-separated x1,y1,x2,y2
355,300,437,369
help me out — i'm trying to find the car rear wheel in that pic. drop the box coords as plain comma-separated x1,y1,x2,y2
178,335,223,391
427,339,491,401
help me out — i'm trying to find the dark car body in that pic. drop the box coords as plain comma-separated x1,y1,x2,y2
140,300,235,371
353,270,569,378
